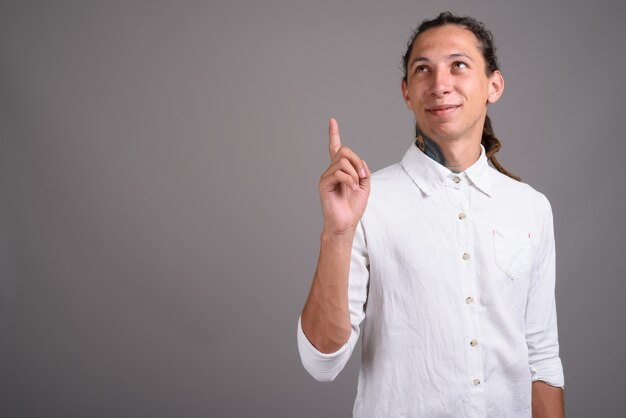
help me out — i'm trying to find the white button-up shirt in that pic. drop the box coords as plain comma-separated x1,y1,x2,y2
298,143,564,417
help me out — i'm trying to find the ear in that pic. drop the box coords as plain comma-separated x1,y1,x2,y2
401,79,413,111
487,70,504,104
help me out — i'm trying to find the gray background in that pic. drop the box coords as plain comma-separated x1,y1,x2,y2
1,0,624,417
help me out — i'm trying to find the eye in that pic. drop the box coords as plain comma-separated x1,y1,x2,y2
415,65,430,73
453,61,469,70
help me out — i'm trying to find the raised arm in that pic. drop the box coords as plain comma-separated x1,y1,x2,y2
300,118,371,354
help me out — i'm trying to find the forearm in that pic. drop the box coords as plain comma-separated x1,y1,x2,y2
301,228,355,353
532,380,564,418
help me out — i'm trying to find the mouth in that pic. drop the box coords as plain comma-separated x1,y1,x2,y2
426,104,460,116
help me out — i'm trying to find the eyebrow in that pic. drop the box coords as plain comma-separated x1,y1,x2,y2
411,52,474,66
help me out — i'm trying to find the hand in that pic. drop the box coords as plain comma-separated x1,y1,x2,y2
319,118,371,236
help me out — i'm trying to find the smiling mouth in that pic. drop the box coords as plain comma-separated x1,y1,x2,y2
426,105,460,116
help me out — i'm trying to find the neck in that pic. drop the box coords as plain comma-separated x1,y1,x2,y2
416,130,482,173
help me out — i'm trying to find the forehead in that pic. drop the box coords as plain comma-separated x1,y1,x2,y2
410,24,483,61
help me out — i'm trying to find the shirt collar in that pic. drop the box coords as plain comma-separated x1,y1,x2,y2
400,142,493,197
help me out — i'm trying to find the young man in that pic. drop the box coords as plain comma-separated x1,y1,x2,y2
298,12,565,417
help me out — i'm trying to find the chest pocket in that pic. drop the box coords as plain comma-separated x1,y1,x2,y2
492,229,532,280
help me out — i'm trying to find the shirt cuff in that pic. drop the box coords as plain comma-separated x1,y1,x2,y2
530,357,565,389
297,316,352,382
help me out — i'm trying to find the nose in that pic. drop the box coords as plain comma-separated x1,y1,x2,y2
429,69,452,97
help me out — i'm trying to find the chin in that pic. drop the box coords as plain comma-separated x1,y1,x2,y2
424,126,459,142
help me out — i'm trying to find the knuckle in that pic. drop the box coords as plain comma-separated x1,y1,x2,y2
333,170,347,180
320,168,333,181
334,145,350,159
337,147,362,165
341,158,357,173
335,158,348,171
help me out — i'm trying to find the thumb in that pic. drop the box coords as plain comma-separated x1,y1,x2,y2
359,160,372,190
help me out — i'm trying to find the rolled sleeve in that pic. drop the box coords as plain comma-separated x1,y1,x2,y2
297,316,355,382
525,194,565,388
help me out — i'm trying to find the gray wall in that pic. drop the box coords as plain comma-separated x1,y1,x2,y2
1,1,624,417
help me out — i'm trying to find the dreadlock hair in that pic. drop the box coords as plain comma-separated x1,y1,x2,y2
401,12,520,181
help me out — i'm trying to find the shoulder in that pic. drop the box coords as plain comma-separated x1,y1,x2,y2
368,162,412,197
489,166,552,216
371,162,405,182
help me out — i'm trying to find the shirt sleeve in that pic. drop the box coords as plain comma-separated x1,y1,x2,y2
525,194,565,389
297,219,370,382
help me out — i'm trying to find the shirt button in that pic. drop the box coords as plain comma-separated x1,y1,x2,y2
473,378,481,386
470,339,478,347
465,296,474,304
458,212,466,220
452,176,461,184
462,252,470,260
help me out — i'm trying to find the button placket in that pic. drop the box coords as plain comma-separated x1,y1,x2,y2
450,172,483,394
456,178,482,393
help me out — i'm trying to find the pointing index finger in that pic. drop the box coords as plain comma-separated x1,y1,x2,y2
328,118,341,160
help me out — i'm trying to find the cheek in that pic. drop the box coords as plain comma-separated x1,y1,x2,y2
460,83,488,103
411,87,429,106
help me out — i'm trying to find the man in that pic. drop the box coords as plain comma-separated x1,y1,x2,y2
298,12,565,418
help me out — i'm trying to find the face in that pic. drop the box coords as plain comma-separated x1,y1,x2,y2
401,24,504,143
